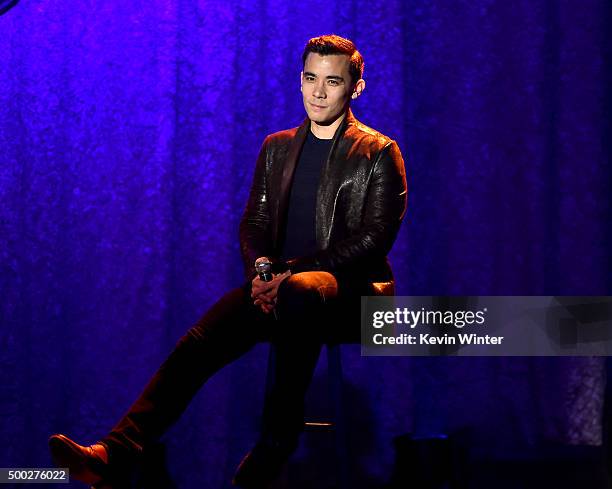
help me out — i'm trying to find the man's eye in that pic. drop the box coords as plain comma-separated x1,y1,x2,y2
305,76,315,81
328,80,339,86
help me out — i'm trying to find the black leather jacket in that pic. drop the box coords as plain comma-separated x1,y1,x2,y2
240,109,407,294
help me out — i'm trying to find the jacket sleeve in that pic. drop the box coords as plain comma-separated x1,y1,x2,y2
239,137,273,279
287,140,407,274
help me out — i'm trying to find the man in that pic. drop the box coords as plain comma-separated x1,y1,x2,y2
49,34,407,488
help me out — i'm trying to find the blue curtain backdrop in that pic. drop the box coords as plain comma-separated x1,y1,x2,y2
1,0,611,487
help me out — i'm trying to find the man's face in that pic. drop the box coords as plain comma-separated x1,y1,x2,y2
301,53,354,126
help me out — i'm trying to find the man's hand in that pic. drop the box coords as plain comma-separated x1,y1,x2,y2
251,270,291,314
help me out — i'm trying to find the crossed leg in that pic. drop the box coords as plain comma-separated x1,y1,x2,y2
50,272,361,486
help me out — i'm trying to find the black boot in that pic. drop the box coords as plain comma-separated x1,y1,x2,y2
49,434,110,486
49,434,137,488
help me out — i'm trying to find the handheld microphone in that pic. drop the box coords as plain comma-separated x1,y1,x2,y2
254,258,278,319
254,257,273,282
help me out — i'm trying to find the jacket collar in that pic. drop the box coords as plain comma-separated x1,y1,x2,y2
276,108,357,250
279,108,356,210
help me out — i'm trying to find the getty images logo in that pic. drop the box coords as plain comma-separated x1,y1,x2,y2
372,307,488,329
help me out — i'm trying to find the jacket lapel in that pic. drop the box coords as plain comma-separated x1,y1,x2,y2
316,109,356,249
276,109,356,253
275,118,309,248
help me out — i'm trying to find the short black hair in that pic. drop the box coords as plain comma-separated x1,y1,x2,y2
302,34,364,84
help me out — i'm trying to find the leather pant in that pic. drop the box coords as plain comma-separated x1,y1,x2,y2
101,271,362,463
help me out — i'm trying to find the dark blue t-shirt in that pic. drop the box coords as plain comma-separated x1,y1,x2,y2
282,131,333,260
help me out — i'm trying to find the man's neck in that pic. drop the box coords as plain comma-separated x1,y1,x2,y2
309,110,347,139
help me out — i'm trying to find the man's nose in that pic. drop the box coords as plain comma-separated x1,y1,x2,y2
313,80,326,99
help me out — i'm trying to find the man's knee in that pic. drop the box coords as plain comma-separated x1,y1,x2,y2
279,272,338,301
276,272,338,317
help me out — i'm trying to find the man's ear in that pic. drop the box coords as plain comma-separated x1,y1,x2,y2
351,78,366,99
300,71,303,92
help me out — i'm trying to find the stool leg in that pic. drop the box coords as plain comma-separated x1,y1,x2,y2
328,344,349,489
